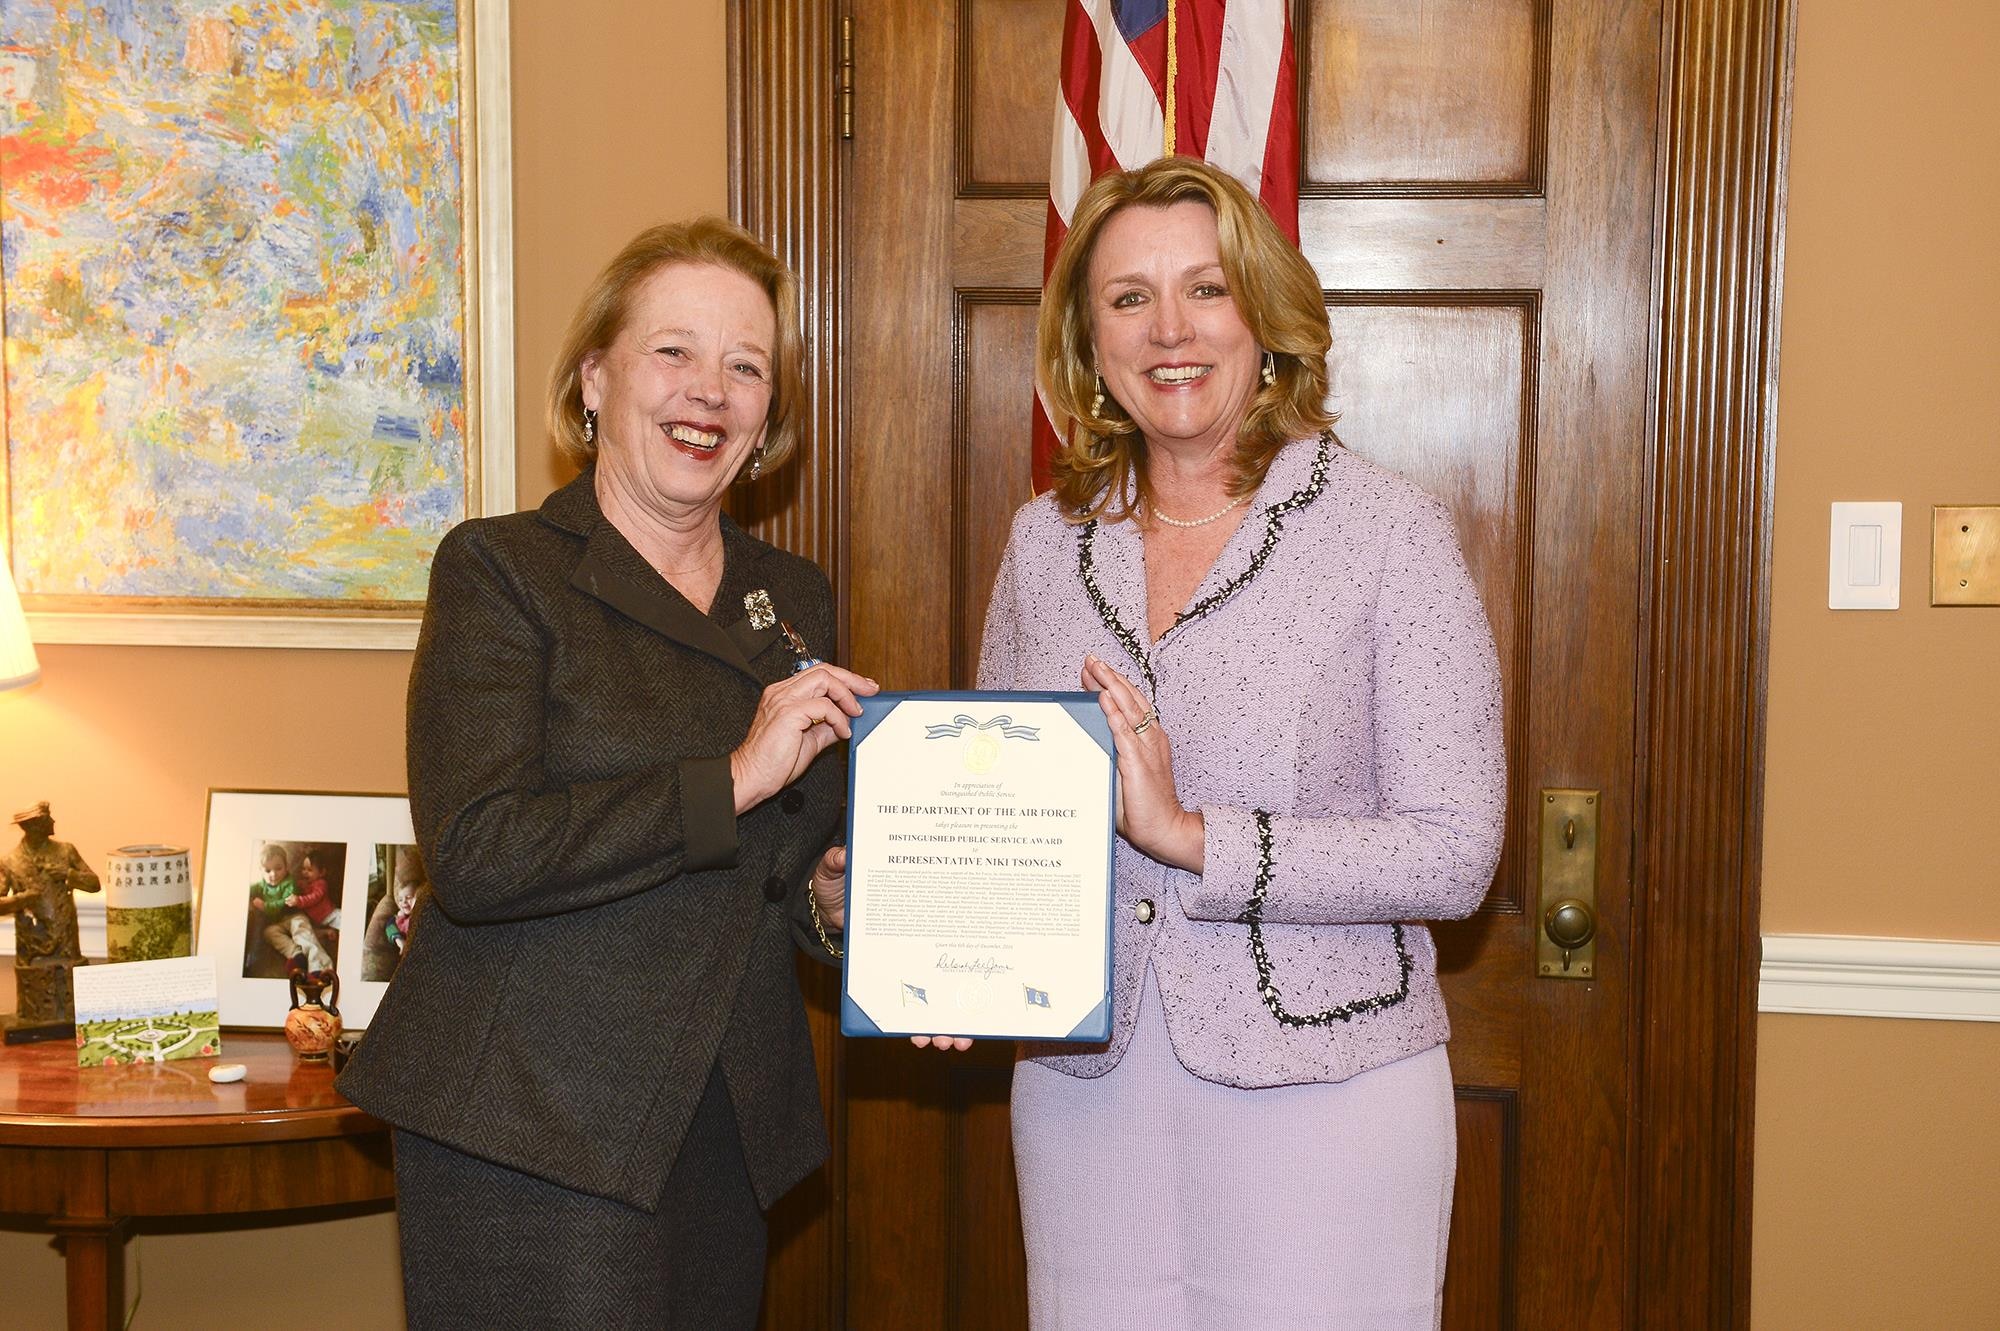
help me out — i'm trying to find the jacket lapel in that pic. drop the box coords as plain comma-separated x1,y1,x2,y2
1166,434,1330,632
1088,513,1151,648
714,523,785,666
722,615,782,666
1078,436,1336,687
570,528,756,677
546,473,784,682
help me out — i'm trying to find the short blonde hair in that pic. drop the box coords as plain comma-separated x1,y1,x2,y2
546,218,806,473
1037,158,1334,520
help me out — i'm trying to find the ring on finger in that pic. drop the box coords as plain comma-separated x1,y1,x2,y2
1132,708,1158,735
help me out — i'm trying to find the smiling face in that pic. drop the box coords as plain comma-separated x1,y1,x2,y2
1087,200,1263,466
580,262,777,519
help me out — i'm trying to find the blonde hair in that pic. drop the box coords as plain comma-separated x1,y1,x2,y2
1037,157,1334,520
546,218,807,473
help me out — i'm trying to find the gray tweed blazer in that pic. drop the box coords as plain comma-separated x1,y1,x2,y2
338,468,844,1213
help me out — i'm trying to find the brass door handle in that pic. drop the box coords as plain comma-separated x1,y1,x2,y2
1538,789,1599,979
1544,898,1597,950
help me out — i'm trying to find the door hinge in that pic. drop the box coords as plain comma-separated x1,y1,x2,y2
839,15,855,140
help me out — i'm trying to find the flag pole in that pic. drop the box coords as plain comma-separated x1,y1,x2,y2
1163,0,1178,156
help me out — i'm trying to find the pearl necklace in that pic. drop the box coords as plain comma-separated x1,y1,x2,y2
1145,495,1249,528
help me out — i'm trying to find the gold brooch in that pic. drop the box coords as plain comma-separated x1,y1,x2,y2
744,589,776,630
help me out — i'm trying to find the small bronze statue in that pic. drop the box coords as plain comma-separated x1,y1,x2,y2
1,801,101,1042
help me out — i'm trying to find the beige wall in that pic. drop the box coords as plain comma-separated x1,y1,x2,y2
0,2,729,1325
8,2,1997,1327
1752,0,2000,1326
1753,1018,2000,1328
506,0,731,507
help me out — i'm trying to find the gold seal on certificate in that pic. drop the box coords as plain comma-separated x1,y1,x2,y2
840,692,1116,1041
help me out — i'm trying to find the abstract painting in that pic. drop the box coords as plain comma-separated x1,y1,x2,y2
0,0,511,643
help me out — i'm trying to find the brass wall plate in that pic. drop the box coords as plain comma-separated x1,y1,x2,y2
1932,506,2000,606
1537,788,1600,981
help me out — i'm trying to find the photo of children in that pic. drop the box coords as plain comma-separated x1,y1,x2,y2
241,840,347,981
362,843,426,982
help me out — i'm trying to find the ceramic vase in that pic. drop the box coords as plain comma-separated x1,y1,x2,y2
284,972,342,1062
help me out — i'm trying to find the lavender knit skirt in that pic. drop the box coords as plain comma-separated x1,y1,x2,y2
1011,965,1455,1330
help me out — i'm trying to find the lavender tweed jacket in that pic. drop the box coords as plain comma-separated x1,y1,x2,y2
978,434,1505,1087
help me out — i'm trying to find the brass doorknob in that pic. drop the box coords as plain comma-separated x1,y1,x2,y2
1544,898,1597,950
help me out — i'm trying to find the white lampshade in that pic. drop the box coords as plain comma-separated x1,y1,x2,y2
0,554,40,691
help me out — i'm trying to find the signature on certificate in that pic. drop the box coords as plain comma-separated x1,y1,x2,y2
935,952,1013,978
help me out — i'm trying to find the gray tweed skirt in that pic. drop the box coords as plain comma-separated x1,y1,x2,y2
392,1064,766,1331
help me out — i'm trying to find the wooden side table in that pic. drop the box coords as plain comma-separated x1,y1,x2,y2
0,1033,394,1331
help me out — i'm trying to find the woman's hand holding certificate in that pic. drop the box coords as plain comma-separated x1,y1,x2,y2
1081,653,1204,872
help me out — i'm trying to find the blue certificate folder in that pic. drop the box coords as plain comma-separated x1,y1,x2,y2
840,691,1116,1042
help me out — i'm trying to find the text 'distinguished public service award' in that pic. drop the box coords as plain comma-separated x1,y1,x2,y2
840,692,1115,1041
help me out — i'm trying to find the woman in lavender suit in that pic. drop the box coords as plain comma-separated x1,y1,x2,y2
969,158,1506,1328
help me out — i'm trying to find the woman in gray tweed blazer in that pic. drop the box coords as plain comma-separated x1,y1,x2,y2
973,160,1506,1328
337,219,874,1330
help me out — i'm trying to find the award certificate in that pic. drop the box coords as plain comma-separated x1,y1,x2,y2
840,691,1115,1041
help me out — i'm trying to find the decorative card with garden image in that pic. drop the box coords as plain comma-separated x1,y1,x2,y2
73,955,221,1066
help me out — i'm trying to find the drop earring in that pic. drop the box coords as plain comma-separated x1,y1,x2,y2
1261,351,1277,387
582,407,597,444
747,444,765,481
1091,374,1106,417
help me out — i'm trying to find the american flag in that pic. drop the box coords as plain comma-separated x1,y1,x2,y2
1034,0,1300,493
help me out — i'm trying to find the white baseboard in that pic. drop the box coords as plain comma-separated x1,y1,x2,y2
1759,933,2000,1022
0,896,108,960
13,918,1991,1022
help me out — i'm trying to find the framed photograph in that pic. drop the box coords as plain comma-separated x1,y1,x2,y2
0,0,516,650
197,788,418,1029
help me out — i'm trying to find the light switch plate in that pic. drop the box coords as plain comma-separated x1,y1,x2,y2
1829,502,1901,609
1932,506,2000,605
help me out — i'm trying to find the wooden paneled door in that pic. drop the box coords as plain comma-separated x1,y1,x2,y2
732,1,1794,1327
